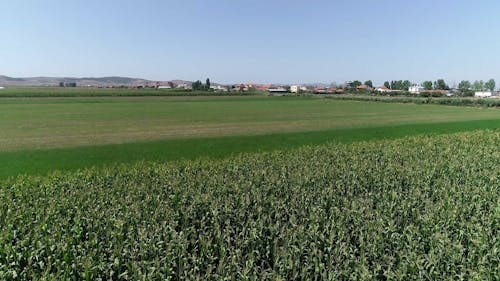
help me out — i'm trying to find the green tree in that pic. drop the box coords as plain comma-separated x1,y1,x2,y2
192,80,203,91
423,81,433,90
485,79,495,91
206,78,211,91
391,80,405,90
458,80,472,96
384,81,390,89
402,80,412,91
458,80,471,91
364,80,373,88
351,80,362,88
435,79,448,90
473,80,484,91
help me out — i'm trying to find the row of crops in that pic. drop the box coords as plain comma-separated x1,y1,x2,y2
325,94,500,108
1,131,499,280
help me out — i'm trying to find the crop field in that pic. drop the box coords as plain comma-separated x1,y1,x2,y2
325,94,500,108
0,87,259,98
0,93,499,279
1,131,498,279
3,96,500,151
1,95,500,178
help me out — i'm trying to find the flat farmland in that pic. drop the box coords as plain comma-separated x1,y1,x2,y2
2,96,500,151
1,95,500,179
1,94,499,279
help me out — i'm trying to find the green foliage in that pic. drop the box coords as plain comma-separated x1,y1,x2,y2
485,79,496,92
458,80,471,91
364,80,373,88
327,94,500,108
191,80,204,91
390,80,412,91
0,131,499,279
351,80,362,88
458,81,473,97
434,79,448,90
423,81,433,91
473,80,485,91
383,81,390,89
192,79,212,91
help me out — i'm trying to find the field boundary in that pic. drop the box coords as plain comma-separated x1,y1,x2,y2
2,119,500,180
322,93,500,108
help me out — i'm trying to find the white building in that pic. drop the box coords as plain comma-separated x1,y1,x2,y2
158,86,171,89
290,85,300,93
474,91,499,98
176,83,189,89
290,85,308,93
0,86,4,90
268,87,288,94
409,85,425,94
210,85,228,92
375,86,390,93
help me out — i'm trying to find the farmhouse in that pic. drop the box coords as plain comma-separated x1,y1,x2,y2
232,85,249,92
313,87,327,93
256,84,272,91
475,91,500,98
409,85,425,94
210,85,228,92
268,88,288,94
356,84,372,91
375,86,390,93
176,83,191,89
326,87,338,93
290,85,308,93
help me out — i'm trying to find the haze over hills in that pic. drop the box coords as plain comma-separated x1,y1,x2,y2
0,75,193,87
0,75,333,88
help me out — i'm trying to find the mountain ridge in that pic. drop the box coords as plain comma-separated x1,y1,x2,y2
0,75,193,87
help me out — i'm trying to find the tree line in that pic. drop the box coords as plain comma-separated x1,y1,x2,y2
192,78,211,91
457,79,495,94
347,78,496,96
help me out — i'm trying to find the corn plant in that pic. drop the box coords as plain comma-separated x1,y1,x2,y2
0,131,498,280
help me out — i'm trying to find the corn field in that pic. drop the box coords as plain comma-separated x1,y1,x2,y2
0,131,499,280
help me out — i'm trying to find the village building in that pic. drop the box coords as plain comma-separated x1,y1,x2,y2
356,84,372,91
375,86,390,93
475,91,500,98
268,87,288,94
409,85,425,94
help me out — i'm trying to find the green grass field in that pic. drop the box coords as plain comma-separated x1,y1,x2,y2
0,87,263,97
1,92,499,279
1,95,500,179
2,96,500,151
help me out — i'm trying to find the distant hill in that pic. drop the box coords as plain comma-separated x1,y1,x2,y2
0,75,193,87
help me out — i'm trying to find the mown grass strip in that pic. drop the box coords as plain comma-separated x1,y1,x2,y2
2,118,500,179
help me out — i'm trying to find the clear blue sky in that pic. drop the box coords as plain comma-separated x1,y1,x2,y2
1,0,500,85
